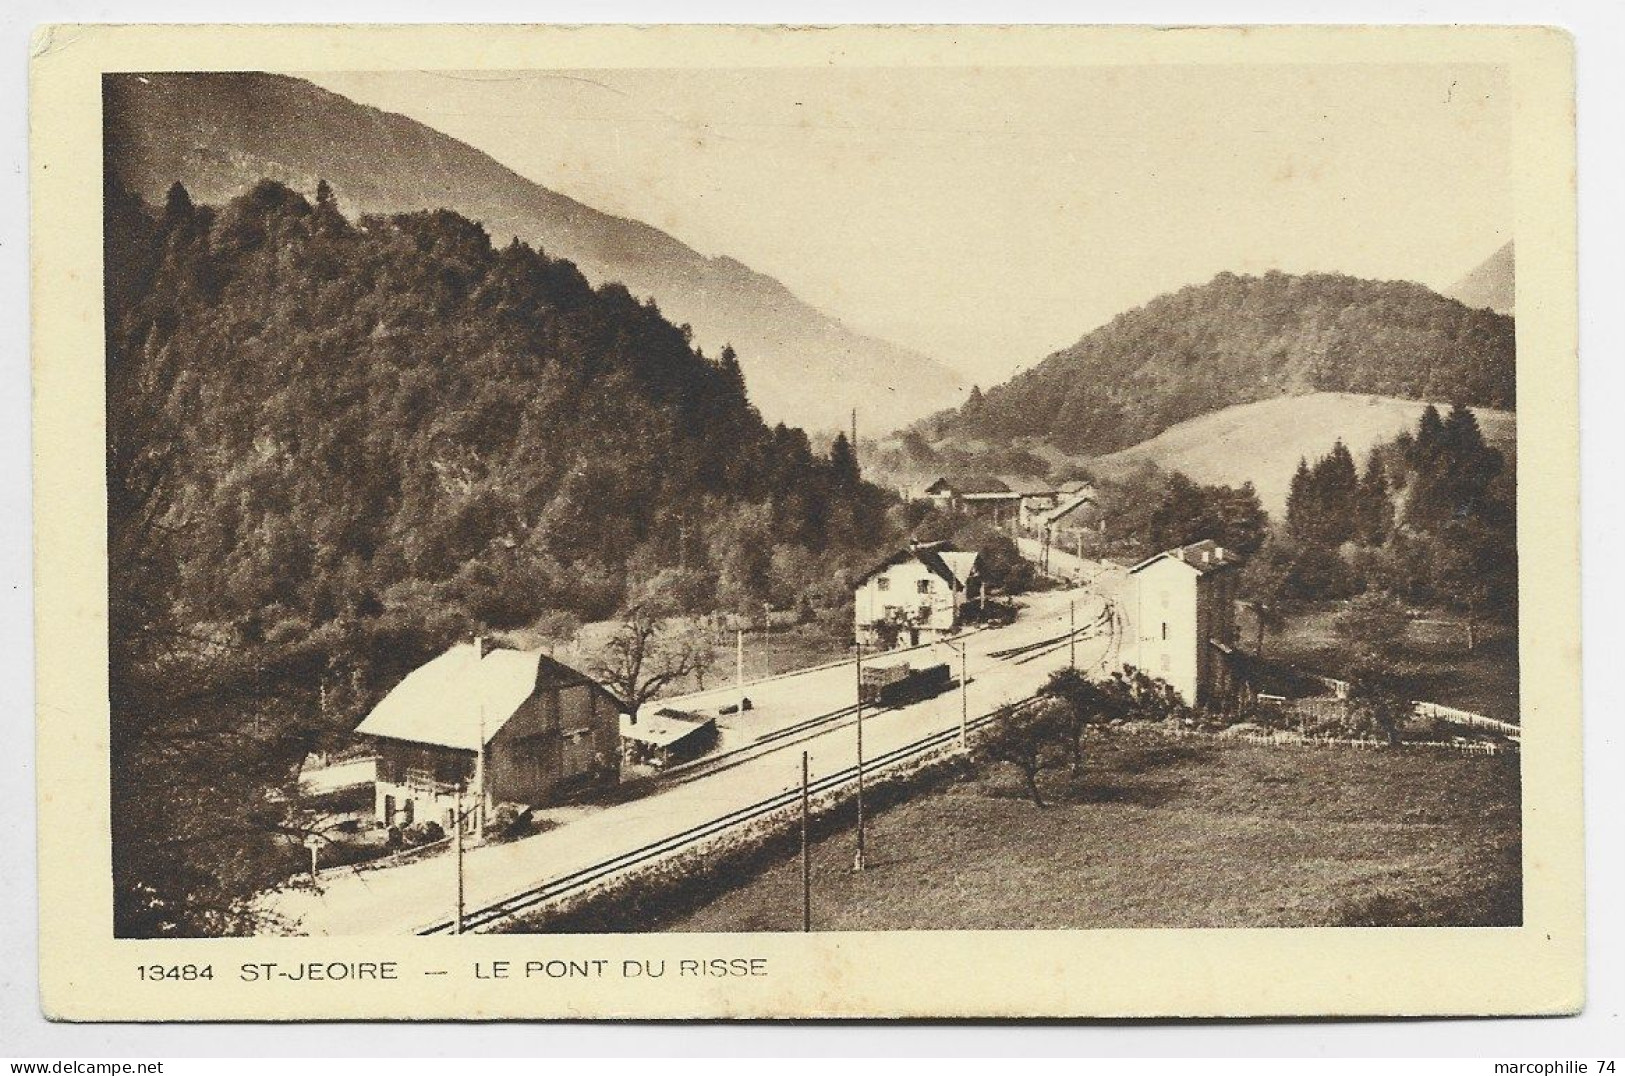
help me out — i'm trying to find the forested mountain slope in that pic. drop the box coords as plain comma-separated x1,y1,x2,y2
104,71,967,432
933,270,1515,456
108,178,892,649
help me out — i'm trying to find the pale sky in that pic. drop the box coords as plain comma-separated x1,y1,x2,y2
310,65,1510,386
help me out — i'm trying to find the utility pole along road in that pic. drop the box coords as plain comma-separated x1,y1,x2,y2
269,582,1123,935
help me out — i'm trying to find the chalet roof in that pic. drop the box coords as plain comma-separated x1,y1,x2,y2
619,708,716,749
356,644,619,750
855,541,981,589
1128,539,1242,577
939,551,981,587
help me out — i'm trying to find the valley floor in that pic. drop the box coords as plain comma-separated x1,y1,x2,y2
638,736,1520,932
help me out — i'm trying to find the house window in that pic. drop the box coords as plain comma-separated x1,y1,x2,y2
1160,653,1171,672
917,579,932,594
876,577,890,592
1162,622,1168,641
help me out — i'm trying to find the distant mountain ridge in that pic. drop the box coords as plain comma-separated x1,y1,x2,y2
933,269,1516,457
1445,241,1514,315
103,71,967,433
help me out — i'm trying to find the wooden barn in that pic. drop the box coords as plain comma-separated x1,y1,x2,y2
356,641,623,836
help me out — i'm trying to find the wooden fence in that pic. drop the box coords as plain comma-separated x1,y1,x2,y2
1411,701,1521,738
1268,683,1520,741
1130,722,1516,756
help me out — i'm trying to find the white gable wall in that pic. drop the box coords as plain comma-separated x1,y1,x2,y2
855,558,961,645
1132,558,1201,705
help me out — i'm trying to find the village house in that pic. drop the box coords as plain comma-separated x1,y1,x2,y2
1128,539,1243,708
1022,481,1096,534
921,475,1016,516
853,541,982,649
355,641,623,836
923,475,1085,531
1034,485,1102,542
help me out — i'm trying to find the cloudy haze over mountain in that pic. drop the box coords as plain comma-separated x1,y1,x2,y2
312,64,1512,386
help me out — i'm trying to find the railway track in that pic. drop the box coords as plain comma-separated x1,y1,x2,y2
418,697,1032,935
987,605,1112,666
657,701,866,786
419,596,1125,935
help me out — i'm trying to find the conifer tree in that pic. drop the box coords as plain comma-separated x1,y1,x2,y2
1355,449,1395,546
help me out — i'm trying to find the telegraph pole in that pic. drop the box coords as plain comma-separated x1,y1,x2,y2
736,629,745,709
853,643,866,872
801,751,812,932
473,636,487,843
475,702,486,843
1069,599,1077,670
949,640,962,750
941,638,969,751
453,782,466,935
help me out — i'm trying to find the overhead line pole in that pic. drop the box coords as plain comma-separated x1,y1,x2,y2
801,750,812,932
853,642,866,873
453,782,465,935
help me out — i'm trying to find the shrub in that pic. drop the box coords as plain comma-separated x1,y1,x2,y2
488,803,534,842
401,820,445,847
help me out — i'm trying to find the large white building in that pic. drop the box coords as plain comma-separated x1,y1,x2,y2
853,541,981,649
1128,539,1243,708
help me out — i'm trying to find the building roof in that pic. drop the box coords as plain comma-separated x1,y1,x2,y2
994,476,1057,498
938,475,1013,496
1041,490,1096,527
939,551,981,587
619,708,716,748
1128,539,1243,576
855,541,981,589
356,644,618,750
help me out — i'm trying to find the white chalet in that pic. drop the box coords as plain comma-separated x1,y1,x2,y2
853,541,981,649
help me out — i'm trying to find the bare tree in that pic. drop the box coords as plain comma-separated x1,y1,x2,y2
591,606,714,720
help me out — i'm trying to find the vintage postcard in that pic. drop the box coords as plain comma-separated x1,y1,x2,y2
31,23,1580,1020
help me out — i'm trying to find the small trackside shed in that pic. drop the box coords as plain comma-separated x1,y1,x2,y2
356,642,623,835
619,708,718,769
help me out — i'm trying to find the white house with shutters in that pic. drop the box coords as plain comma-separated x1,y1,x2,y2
853,541,981,649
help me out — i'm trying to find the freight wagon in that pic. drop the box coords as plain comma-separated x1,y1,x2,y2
858,662,952,707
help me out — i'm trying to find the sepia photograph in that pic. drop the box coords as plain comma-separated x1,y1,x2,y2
100,57,1526,939
28,21,1583,1022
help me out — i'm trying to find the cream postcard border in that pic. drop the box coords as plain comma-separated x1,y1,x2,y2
30,23,1580,1021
